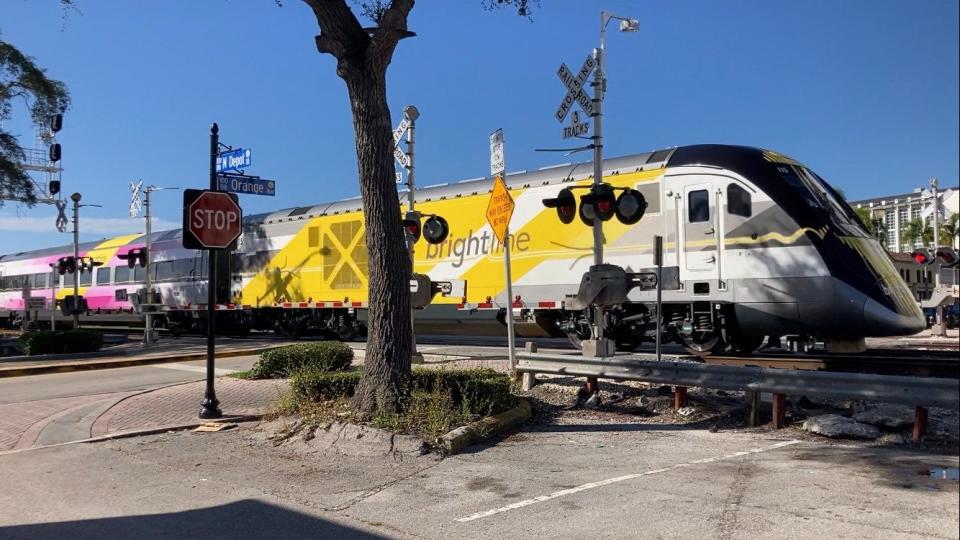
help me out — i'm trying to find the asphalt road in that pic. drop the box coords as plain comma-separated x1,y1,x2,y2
0,355,260,405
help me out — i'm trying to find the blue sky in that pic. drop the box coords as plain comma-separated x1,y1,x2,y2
2,0,957,255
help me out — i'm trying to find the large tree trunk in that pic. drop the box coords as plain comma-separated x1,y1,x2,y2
306,0,415,416
344,66,412,415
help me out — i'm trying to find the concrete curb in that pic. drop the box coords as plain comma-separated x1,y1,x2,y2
438,398,532,455
0,415,262,457
1,349,126,364
0,347,277,379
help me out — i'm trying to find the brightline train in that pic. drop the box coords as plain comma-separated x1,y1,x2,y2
0,145,925,355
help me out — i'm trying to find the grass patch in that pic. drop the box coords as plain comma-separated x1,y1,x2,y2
286,367,516,444
228,370,256,380
249,341,353,379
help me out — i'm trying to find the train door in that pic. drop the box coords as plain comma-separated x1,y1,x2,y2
667,175,724,288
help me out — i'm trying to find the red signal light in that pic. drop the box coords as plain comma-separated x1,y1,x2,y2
542,188,576,225
911,249,935,265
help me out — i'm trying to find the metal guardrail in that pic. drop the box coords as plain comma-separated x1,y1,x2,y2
516,352,960,410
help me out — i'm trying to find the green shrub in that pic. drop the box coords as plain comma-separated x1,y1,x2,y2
290,367,515,421
18,330,104,356
250,341,354,379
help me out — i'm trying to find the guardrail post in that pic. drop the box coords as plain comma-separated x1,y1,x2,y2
913,406,928,444
521,342,538,391
585,377,600,395
673,386,687,411
772,393,786,429
746,391,760,427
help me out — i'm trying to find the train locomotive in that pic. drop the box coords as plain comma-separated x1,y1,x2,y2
0,144,925,355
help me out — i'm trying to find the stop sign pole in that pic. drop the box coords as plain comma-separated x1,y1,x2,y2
182,122,243,419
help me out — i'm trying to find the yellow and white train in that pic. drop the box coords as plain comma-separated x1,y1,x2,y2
0,144,923,355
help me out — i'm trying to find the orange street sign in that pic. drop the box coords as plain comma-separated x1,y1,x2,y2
486,176,515,245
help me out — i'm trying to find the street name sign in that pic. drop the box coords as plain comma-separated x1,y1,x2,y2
217,174,276,197
489,129,505,177
216,148,252,173
554,54,596,123
485,176,515,245
182,189,243,250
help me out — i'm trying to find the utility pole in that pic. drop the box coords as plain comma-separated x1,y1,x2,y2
48,264,57,330
131,182,176,346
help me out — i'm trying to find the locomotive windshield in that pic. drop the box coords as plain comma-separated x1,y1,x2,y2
774,163,868,237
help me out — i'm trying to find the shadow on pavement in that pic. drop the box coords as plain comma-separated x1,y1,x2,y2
0,499,386,539
789,445,960,493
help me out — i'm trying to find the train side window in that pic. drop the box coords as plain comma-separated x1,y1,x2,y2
115,266,131,283
688,190,709,223
133,265,145,282
154,261,174,282
96,267,112,285
31,273,49,289
726,184,751,217
79,270,93,287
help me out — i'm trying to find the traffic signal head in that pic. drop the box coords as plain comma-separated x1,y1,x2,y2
578,184,617,226
935,247,959,268
542,188,577,224
49,143,61,163
911,248,936,265
51,114,63,133
614,189,648,225
402,212,421,243
48,180,61,196
423,215,450,245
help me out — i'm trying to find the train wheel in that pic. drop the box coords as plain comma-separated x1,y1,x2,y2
726,333,764,356
679,331,726,356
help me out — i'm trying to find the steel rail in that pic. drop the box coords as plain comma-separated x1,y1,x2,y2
516,352,960,409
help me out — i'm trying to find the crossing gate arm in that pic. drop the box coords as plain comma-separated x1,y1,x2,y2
516,352,960,410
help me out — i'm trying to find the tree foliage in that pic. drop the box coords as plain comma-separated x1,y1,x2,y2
900,217,933,248
0,36,70,204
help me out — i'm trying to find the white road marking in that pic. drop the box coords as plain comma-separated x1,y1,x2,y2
455,439,802,523
151,363,237,376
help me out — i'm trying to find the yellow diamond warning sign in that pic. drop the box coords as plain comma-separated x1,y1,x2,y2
486,176,515,244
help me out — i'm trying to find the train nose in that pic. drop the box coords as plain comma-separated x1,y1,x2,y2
861,282,926,336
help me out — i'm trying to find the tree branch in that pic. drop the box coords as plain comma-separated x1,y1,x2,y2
367,0,414,71
303,0,369,62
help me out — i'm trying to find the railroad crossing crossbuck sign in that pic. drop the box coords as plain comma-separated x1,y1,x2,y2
486,176,514,245
555,54,596,123
182,189,243,250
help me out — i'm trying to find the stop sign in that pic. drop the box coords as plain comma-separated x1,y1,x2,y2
182,189,242,249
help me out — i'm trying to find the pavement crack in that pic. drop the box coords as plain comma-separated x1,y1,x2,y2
324,459,445,513
716,461,754,540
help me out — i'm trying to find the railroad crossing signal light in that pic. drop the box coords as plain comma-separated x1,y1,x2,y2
49,143,61,163
935,247,959,268
118,248,149,268
542,188,576,224
577,184,620,226
402,213,421,243
57,256,76,275
422,215,450,245
911,248,936,265
614,189,648,225
78,256,103,273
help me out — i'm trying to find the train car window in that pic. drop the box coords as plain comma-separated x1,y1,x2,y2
31,273,49,289
688,190,709,223
64,273,76,287
96,267,112,285
173,259,197,280
79,270,93,287
115,266,131,283
134,265,145,282
154,261,174,281
726,184,751,217
308,226,320,248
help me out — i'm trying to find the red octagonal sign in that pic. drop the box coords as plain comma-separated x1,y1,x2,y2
183,190,242,249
